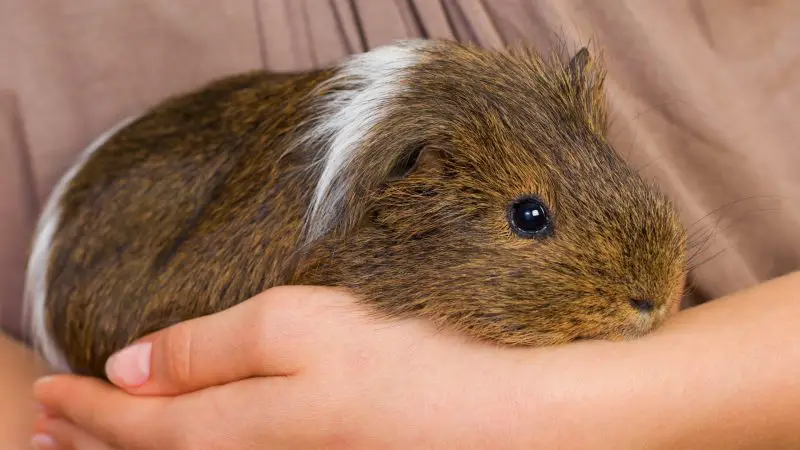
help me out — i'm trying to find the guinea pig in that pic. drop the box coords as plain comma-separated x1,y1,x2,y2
24,39,688,378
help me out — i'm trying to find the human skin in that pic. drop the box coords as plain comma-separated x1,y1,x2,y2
0,332,47,449
28,270,800,449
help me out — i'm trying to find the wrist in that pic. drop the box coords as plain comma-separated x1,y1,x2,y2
497,272,800,449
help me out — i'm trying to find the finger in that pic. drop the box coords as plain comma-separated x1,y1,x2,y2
107,285,352,396
32,374,170,449
36,373,329,450
33,416,113,450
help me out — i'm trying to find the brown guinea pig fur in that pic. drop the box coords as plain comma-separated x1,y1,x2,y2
24,39,687,378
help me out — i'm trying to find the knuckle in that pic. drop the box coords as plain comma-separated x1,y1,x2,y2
248,301,285,352
248,297,281,333
159,324,195,387
245,285,346,365
250,288,309,333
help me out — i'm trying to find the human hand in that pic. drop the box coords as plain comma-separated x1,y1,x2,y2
31,285,561,449
31,272,800,449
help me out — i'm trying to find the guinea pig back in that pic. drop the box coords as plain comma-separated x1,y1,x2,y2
24,39,687,377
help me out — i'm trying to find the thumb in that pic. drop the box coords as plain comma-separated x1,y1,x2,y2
105,285,344,396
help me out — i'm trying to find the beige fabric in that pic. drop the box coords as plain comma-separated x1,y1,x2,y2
1,0,798,341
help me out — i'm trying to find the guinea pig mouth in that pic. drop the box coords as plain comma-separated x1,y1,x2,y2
569,334,619,344
570,331,634,343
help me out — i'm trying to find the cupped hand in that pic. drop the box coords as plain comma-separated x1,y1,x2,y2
31,286,562,449
31,272,800,449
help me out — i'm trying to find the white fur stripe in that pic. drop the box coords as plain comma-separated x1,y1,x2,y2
303,40,431,242
23,114,139,372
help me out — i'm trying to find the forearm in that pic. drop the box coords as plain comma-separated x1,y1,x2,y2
25,274,799,449
642,270,800,448
0,331,47,448
498,271,800,449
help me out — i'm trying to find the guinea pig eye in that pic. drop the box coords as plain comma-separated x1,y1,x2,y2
508,197,552,238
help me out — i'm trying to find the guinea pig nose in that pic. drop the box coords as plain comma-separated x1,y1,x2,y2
629,298,655,313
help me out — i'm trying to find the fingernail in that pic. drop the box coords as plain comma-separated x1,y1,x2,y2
32,376,54,388
105,342,152,387
30,433,58,449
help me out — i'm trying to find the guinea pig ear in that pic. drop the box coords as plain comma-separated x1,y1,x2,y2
568,47,591,85
566,46,607,131
386,143,443,181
